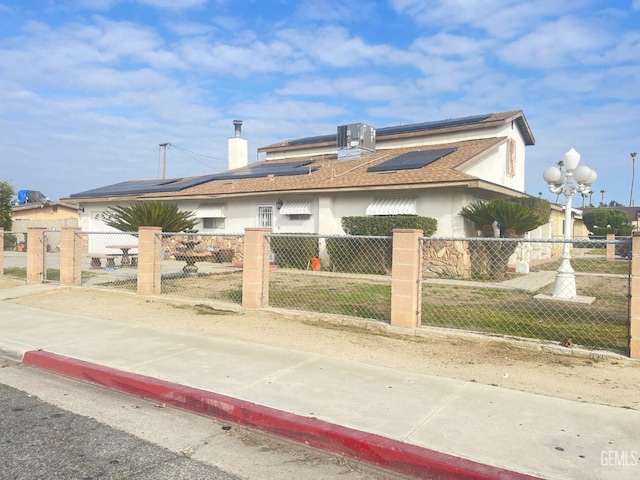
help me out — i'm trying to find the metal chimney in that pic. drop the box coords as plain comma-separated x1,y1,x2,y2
233,120,243,137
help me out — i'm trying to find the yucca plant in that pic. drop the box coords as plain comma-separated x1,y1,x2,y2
105,201,198,232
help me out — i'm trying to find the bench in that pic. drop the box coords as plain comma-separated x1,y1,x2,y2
87,254,121,269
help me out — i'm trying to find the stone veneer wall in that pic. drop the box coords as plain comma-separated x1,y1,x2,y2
422,239,471,279
163,234,244,264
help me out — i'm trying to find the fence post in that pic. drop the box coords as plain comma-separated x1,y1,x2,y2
26,227,47,284
242,228,270,309
630,232,640,359
59,226,82,287
0,227,4,274
137,227,162,296
606,233,615,261
391,229,423,329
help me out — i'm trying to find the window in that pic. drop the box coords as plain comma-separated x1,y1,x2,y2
203,218,225,229
288,214,310,221
257,205,273,229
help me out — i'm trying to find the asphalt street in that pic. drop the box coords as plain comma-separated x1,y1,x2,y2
0,358,404,480
0,381,240,480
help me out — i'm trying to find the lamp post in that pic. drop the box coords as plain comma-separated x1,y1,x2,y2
543,148,597,299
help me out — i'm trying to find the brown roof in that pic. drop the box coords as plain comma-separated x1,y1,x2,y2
258,110,534,152
140,136,509,200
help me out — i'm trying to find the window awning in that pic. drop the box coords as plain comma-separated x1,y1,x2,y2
197,204,226,218
280,201,312,215
366,197,417,216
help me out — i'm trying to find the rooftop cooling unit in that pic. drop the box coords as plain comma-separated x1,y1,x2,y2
337,123,376,160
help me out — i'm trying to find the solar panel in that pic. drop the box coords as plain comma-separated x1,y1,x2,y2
214,160,319,180
70,175,219,198
367,147,457,173
377,114,491,136
281,114,492,148
287,134,336,146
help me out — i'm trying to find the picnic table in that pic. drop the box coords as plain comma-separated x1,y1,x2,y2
105,244,138,267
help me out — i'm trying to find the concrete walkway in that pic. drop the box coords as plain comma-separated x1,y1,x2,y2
1,284,639,479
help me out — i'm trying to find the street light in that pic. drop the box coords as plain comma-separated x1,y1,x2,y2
543,148,597,299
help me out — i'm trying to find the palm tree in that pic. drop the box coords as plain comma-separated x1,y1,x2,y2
588,189,594,207
105,201,198,232
600,189,606,206
581,193,587,208
630,152,637,207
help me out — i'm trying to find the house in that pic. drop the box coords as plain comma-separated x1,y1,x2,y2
10,192,79,250
66,110,539,238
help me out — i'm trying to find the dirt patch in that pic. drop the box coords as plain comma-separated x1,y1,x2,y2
3,278,639,411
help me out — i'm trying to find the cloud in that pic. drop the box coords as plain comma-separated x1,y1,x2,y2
499,17,610,68
390,0,572,40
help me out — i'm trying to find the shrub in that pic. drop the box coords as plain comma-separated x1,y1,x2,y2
583,209,633,237
271,235,319,269
341,215,437,236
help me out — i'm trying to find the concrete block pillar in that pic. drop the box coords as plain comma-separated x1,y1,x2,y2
59,227,82,287
27,227,47,284
630,231,640,359
242,228,270,309
605,233,615,262
137,227,162,296
0,227,4,274
391,229,423,329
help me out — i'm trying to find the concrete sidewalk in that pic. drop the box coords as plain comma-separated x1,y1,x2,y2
1,285,639,479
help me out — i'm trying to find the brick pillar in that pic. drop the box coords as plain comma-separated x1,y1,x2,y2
390,229,423,329
59,227,82,286
137,227,162,296
27,227,47,284
630,231,640,359
242,228,270,309
0,227,4,274
605,233,615,261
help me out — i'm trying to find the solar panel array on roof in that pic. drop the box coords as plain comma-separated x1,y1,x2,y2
377,114,491,136
283,113,492,148
214,160,319,180
287,134,336,146
70,175,218,198
367,147,457,173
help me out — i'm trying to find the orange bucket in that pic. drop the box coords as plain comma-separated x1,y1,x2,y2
310,257,321,271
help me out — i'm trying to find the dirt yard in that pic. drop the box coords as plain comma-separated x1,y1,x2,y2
2,276,639,411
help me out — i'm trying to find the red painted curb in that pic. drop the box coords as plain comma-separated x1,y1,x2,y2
23,350,540,480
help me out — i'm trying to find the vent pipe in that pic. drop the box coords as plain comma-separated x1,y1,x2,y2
233,119,243,137
228,120,248,170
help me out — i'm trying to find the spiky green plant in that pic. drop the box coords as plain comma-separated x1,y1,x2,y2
493,200,545,238
459,200,496,237
105,201,198,232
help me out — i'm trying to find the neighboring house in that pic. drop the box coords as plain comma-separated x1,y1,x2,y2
10,194,79,250
66,110,542,238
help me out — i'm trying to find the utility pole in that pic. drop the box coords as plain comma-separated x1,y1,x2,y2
159,142,170,179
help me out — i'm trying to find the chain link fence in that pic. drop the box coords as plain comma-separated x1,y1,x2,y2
2,231,28,281
267,234,393,320
76,231,139,291
159,232,243,304
421,237,631,354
